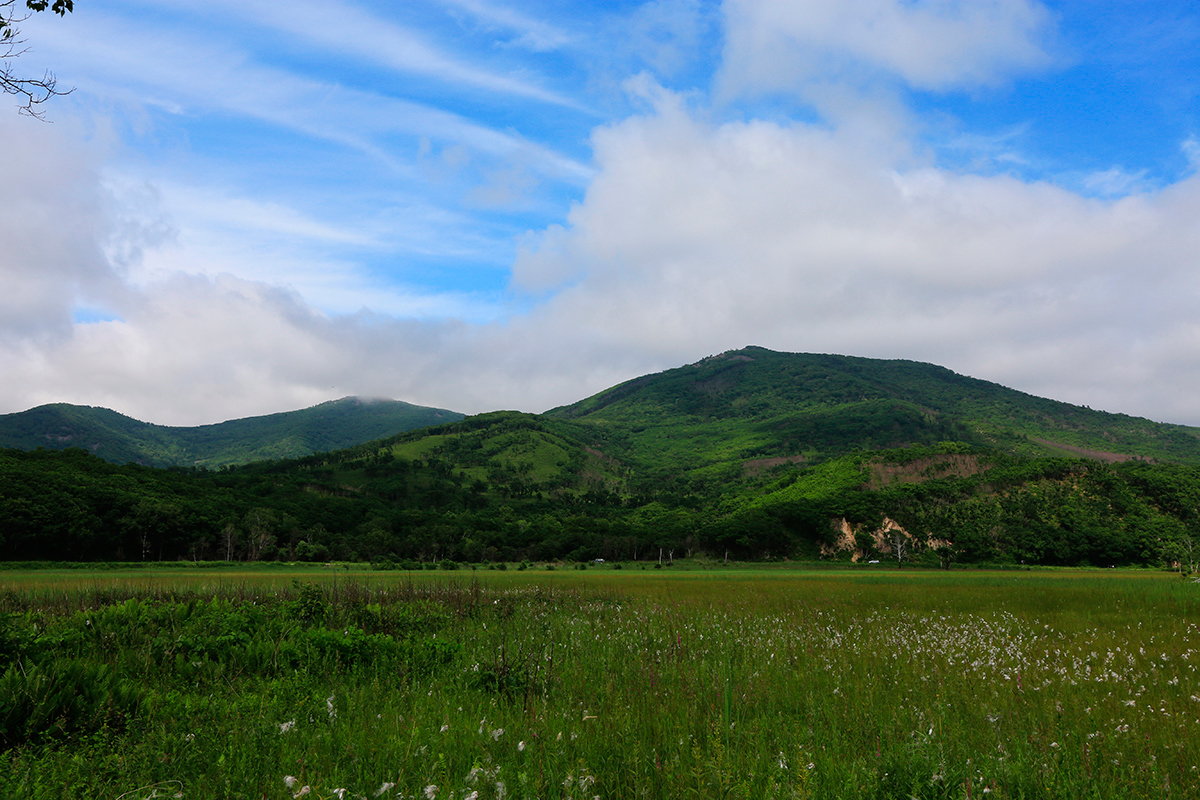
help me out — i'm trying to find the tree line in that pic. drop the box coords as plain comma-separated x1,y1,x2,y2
2,442,1198,570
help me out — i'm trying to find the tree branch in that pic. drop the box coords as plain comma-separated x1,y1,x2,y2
1,0,74,118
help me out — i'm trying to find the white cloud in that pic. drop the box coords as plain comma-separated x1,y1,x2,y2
622,0,713,80
1182,137,1200,171
718,0,1055,97
229,0,586,110
9,0,1200,436
105,0,583,110
8,93,1200,429
31,11,593,184
1081,166,1153,197
510,94,1200,425
121,179,511,320
437,0,576,53
0,115,128,342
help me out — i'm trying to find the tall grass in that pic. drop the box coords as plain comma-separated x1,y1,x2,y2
0,568,1197,798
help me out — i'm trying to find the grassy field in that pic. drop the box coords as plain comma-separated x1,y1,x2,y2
1,564,1198,799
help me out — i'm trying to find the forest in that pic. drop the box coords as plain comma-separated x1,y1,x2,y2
2,438,1199,570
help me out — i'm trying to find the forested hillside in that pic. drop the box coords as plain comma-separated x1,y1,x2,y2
3,348,1200,569
0,397,463,467
548,347,1200,470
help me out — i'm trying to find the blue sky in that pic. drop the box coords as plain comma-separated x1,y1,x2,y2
5,0,1200,426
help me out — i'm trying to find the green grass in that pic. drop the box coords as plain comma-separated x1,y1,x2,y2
1,566,1198,798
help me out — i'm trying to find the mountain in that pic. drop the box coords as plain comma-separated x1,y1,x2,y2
6,347,1200,567
0,397,464,468
546,346,1200,473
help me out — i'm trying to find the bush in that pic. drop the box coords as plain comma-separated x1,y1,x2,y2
0,659,142,749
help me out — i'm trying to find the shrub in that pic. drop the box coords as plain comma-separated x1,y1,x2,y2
0,659,142,749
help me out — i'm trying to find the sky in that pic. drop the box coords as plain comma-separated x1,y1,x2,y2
4,0,1200,426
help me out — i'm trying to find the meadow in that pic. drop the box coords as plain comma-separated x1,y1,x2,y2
1,564,1198,799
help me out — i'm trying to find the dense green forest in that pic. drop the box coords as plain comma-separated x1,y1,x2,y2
3,435,1199,570
3,348,1200,569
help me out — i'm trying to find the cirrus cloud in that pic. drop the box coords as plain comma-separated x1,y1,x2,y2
719,0,1056,97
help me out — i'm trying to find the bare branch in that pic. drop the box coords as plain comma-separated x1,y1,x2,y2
1,0,75,118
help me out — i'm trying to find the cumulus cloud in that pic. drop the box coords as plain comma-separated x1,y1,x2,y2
0,115,129,343
8,0,1200,432
8,88,1200,428
0,264,655,425
512,89,1200,424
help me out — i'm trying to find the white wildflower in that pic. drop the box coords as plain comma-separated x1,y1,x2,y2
440,724,450,733
518,741,526,752
326,694,337,720
492,727,504,741
279,720,296,734
284,776,299,789
424,785,439,799
375,782,395,796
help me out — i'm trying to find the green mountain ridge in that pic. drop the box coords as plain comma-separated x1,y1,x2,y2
0,397,464,468
5,347,1200,568
548,346,1200,470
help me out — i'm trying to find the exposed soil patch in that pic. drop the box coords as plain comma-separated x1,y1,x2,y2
1029,438,1151,464
866,454,985,489
583,446,619,466
743,454,806,476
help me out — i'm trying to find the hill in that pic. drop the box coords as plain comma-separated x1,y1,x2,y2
0,397,464,468
547,346,1200,473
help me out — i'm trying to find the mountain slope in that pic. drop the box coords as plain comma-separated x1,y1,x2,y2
7,349,1200,567
0,397,464,468
547,346,1200,472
